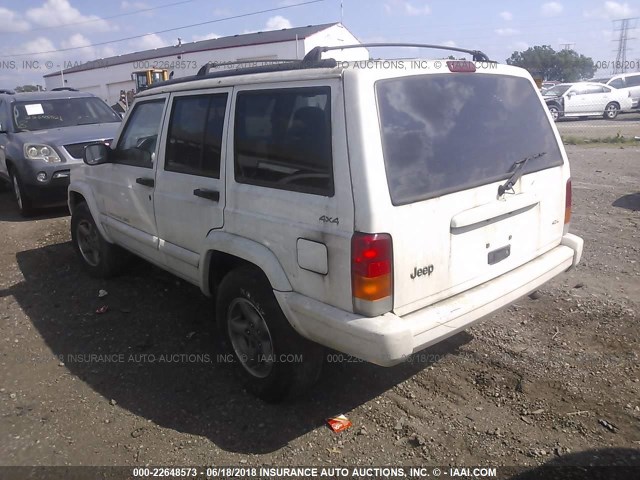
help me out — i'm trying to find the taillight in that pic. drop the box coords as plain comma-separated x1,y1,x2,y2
564,178,572,228
351,232,393,316
446,60,476,73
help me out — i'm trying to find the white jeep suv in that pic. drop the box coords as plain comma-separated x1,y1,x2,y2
69,44,584,401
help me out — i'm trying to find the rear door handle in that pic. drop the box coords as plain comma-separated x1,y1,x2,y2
136,177,155,187
193,188,219,202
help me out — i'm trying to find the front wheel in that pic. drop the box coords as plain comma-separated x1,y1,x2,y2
217,267,323,402
548,105,561,122
71,202,128,278
10,170,33,217
603,102,619,120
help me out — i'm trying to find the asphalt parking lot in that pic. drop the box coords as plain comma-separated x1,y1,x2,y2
0,144,639,476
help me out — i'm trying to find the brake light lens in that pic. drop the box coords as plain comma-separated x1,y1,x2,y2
564,178,572,226
352,232,393,316
447,60,476,73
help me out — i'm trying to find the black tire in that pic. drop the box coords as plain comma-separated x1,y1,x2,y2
547,105,561,122
71,202,128,278
9,169,34,217
603,102,619,120
216,266,323,402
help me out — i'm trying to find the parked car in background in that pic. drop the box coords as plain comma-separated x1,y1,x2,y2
0,88,121,216
68,45,583,401
541,80,560,91
542,82,634,121
591,72,640,110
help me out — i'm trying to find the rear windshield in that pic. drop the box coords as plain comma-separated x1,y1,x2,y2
376,74,564,205
12,97,121,132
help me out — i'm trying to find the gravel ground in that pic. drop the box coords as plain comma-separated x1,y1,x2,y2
0,145,639,477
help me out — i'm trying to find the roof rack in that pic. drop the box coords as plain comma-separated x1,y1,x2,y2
146,57,338,91
144,42,492,92
51,87,79,92
195,59,301,76
0,89,15,95
303,43,492,63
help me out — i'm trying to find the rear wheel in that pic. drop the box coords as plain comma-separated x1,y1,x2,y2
603,102,619,120
10,169,33,217
217,267,323,402
71,202,128,277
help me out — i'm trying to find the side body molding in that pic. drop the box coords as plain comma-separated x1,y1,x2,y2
200,231,292,296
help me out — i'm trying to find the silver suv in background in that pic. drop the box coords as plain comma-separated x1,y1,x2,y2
592,72,640,109
0,88,121,216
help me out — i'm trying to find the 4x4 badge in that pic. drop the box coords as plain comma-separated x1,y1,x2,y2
410,265,434,279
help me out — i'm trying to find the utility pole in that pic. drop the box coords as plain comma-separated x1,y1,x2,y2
612,18,638,74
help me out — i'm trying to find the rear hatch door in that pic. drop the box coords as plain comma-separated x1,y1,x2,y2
375,68,568,316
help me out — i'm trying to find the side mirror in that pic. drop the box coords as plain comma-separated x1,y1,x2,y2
84,143,110,165
567,92,574,98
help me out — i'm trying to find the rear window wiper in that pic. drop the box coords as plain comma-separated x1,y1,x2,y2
498,152,546,196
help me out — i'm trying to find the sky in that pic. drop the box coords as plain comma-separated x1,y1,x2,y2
0,0,638,87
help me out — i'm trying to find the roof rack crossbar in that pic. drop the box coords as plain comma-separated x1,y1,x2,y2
304,43,492,63
51,87,79,91
0,89,15,95
146,58,338,91
196,59,302,76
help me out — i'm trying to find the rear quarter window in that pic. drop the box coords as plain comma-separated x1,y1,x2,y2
376,74,564,205
234,87,334,196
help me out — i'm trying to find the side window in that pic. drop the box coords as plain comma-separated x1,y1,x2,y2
626,75,640,87
164,93,227,178
0,100,7,131
609,78,625,89
113,100,165,168
582,85,604,95
234,87,333,196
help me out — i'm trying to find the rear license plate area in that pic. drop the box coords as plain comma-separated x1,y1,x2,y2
488,245,511,265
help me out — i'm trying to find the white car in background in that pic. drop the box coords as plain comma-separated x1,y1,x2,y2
542,82,634,121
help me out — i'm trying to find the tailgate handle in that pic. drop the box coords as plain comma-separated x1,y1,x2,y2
193,188,220,202
135,177,155,187
488,245,511,265
451,193,539,230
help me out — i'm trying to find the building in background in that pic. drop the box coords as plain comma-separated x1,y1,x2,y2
43,23,365,107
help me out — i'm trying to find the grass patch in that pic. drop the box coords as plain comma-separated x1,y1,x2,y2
562,132,640,146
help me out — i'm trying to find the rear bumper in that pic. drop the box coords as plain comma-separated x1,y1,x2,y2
276,234,583,367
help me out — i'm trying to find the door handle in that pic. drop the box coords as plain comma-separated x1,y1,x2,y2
193,188,220,202
136,177,155,187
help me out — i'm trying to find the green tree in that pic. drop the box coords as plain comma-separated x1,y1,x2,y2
506,45,596,82
14,85,42,92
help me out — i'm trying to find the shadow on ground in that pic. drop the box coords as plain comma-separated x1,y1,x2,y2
0,191,69,222
507,447,640,480
612,192,640,212
3,241,472,455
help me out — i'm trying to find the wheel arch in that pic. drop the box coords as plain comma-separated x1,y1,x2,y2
200,232,292,298
68,182,113,243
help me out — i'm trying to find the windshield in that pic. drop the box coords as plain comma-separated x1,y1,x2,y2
376,73,564,205
543,84,571,96
12,97,121,132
